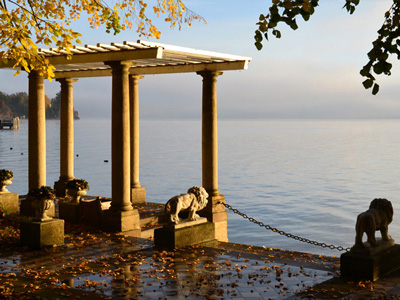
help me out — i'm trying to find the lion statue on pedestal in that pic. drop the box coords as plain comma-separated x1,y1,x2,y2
354,198,394,248
165,186,209,225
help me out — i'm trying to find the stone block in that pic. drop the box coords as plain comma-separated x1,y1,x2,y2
20,219,64,249
131,187,146,204
0,193,19,214
154,218,217,249
80,198,111,227
59,202,80,223
341,244,400,281
200,194,226,218
214,220,228,242
20,198,55,218
102,209,140,232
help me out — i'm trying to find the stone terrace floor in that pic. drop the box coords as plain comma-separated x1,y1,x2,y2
2,203,400,299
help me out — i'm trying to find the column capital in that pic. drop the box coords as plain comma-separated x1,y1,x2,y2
196,71,223,80
105,60,134,70
56,78,79,84
129,74,144,81
28,70,44,79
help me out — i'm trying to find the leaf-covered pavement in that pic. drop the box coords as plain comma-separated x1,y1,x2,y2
2,213,400,299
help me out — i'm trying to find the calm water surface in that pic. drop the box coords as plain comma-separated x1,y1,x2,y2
1,119,400,256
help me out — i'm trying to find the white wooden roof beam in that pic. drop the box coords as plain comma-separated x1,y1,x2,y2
48,47,163,65
138,40,251,62
53,60,249,78
130,60,249,75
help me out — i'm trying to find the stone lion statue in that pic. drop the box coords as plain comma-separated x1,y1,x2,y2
165,186,209,224
354,198,393,248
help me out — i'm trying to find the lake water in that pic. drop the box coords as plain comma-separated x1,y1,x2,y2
1,119,400,256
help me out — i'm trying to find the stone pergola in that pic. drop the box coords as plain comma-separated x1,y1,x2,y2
1,40,251,240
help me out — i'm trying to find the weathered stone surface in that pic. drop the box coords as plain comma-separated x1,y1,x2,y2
20,198,55,218
102,209,140,232
0,193,18,214
341,244,400,281
80,198,111,227
20,219,64,249
214,219,228,243
169,217,207,229
199,194,228,242
59,202,80,223
350,238,395,256
154,219,217,249
131,187,146,204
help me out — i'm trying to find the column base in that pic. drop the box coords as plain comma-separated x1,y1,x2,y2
131,187,146,204
20,197,55,218
54,180,68,197
102,209,141,232
20,219,64,249
0,193,19,214
199,194,228,242
155,218,217,249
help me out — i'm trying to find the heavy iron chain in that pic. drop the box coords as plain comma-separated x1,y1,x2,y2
218,202,351,252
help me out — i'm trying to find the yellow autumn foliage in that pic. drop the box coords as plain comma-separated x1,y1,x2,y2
0,0,205,79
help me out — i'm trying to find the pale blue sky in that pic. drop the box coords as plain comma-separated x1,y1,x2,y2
0,0,399,119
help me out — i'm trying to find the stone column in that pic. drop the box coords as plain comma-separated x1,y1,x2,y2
103,61,140,233
54,78,78,197
129,75,146,204
28,71,46,190
197,71,228,242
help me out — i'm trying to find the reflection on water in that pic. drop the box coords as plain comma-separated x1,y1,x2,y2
1,119,400,255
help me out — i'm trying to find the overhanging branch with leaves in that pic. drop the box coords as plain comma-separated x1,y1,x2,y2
0,0,205,80
255,0,400,95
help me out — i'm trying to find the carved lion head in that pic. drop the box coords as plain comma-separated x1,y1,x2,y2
370,198,393,223
187,186,208,210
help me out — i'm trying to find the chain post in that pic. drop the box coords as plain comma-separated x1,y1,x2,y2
219,201,351,252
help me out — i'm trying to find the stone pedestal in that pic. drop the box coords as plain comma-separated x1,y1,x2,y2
59,202,80,223
131,187,146,204
341,242,400,281
80,197,111,227
20,219,64,249
199,194,228,242
154,218,218,249
102,209,140,233
20,198,55,218
0,193,19,214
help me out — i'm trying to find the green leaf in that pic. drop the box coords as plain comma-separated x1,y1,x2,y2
269,20,277,28
360,67,369,77
255,41,263,51
289,20,298,30
372,83,380,95
373,62,384,74
362,79,373,89
301,11,310,21
259,23,268,32
254,30,263,42
272,29,281,38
